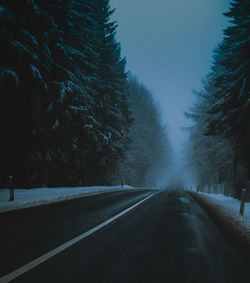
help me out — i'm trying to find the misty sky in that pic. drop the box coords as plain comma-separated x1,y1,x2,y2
110,0,231,181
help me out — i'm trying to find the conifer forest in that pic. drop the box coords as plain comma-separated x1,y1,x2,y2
186,0,250,197
0,0,171,188
0,0,249,197
0,2,250,282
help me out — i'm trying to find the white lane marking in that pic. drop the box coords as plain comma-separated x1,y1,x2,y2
0,192,160,283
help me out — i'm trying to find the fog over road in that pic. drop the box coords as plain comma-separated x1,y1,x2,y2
0,190,249,283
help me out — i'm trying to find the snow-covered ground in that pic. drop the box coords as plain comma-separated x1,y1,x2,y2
0,185,139,213
198,192,250,233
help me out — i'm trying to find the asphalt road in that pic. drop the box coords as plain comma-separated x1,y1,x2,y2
0,189,249,283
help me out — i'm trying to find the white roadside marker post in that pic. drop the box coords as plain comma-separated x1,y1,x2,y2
9,176,14,201
240,188,247,216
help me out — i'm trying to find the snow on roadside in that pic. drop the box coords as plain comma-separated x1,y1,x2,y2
189,191,250,263
199,192,250,232
0,185,136,213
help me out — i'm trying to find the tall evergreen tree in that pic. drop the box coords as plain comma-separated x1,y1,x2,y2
206,0,250,182
0,0,59,187
92,0,132,184
38,0,101,186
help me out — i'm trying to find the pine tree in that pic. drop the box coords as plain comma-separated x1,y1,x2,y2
38,0,102,186
91,0,132,184
0,0,59,187
206,0,250,183
46,0,131,185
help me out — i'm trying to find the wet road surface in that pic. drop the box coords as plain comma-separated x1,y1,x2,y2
0,189,249,283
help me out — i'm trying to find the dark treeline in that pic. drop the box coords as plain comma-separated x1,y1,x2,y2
0,0,171,188
0,0,131,187
186,0,249,198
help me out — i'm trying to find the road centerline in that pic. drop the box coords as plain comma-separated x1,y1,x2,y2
0,191,160,283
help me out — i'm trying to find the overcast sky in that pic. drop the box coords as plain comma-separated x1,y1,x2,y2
110,0,231,184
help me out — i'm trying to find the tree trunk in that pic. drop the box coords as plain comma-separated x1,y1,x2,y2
246,157,250,201
233,152,240,199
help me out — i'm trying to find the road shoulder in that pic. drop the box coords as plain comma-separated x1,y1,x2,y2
189,191,250,265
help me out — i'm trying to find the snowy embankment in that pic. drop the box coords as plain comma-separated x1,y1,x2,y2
0,185,138,213
189,191,250,263
199,192,250,228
